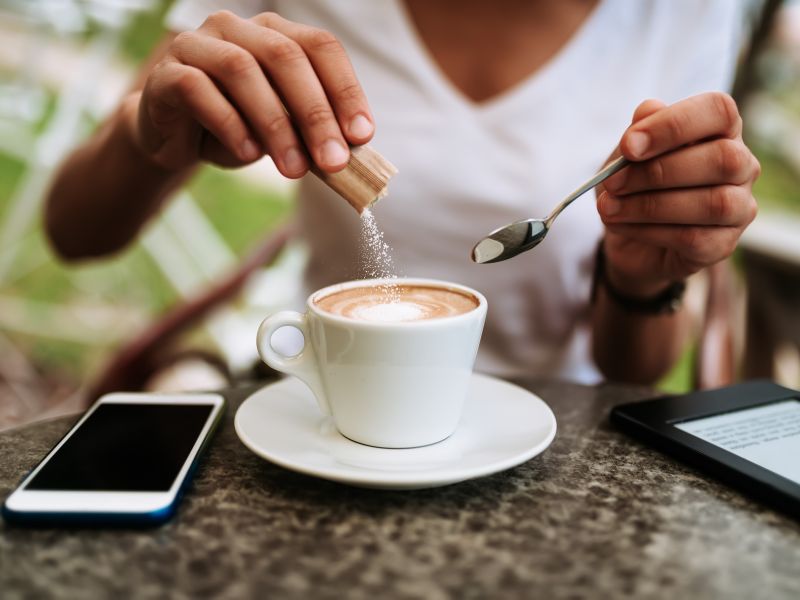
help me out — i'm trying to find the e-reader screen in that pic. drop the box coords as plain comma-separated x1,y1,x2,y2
674,399,800,485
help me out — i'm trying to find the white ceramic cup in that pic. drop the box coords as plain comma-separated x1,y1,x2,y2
256,278,487,448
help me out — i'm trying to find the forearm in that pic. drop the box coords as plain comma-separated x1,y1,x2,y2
591,288,690,384
591,272,691,385
44,91,193,260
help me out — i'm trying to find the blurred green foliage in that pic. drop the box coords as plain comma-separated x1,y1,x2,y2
187,167,293,255
0,154,25,205
658,344,698,395
751,145,800,211
119,0,175,62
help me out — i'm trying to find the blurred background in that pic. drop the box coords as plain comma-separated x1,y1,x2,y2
0,0,798,429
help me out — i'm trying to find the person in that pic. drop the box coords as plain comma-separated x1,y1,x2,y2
44,0,761,385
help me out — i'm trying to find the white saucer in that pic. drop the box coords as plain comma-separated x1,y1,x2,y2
234,373,557,490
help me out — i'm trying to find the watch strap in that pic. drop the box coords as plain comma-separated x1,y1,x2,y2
592,242,686,315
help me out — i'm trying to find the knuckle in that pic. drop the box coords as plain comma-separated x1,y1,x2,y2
640,193,660,220
719,233,739,260
218,107,242,132
336,81,363,104
173,68,201,96
752,155,762,179
679,226,705,256
304,103,335,128
172,30,197,50
665,110,690,141
726,234,740,257
255,11,281,27
263,36,304,64
645,158,667,187
204,9,236,29
633,98,660,121
710,91,741,132
262,113,291,137
218,47,256,78
708,186,736,223
302,27,341,53
746,196,758,224
717,139,748,178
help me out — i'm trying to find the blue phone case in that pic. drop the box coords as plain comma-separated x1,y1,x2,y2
1,399,225,528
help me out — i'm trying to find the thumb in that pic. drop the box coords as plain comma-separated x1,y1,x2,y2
598,98,668,199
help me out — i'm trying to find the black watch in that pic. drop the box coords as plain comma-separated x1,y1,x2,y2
591,242,686,315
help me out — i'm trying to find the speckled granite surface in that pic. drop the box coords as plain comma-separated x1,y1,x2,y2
1,379,798,600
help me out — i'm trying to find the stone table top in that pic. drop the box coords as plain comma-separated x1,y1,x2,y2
1,379,798,599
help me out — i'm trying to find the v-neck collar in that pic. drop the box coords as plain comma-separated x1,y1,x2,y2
391,0,613,116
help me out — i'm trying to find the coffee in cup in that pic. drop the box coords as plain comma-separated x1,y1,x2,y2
314,283,479,323
256,278,487,448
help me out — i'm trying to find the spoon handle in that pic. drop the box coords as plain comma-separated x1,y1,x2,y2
544,156,630,226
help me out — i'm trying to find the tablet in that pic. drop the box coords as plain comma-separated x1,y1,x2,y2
611,380,800,518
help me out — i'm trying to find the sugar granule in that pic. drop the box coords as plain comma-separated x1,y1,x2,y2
359,208,399,302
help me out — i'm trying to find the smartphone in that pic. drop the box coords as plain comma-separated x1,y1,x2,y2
2,392,225,527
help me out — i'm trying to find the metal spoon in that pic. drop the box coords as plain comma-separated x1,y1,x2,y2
471,156,630,264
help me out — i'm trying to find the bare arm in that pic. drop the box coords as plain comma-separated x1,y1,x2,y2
45,11,376,261
591,93,759,383
45,36,187,259
591,268,691,385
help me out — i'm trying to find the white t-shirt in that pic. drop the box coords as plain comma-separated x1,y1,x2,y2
166,0,755,382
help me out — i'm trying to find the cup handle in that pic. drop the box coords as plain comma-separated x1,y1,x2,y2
256,311,331,416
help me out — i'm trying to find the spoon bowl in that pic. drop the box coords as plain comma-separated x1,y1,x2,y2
471,220,548,264
471,156,629,264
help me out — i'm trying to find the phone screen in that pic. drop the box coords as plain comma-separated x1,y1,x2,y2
674,399,800,485
25,403,214,492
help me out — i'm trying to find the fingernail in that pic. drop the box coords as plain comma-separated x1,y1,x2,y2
601,192,622,216
320,139,349,168
348,114,373,139
241,139,260,161
282,147,307,175
626,131,649,158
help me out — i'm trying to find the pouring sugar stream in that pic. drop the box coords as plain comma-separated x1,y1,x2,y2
324,143,472,324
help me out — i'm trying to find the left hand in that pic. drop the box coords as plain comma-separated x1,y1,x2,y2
596,92,759,298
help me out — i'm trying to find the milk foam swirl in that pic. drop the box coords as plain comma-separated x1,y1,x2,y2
315,285,477,322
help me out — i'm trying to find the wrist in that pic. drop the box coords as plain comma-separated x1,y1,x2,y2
119,92,163,170
603,257,672,300
593,242,686,315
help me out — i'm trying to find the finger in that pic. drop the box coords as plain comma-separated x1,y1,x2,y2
597,100,666,186
604,223,742,265
254,12,374,144
151,59,259,163
200,133,247,167
603,235,691,284
598,186,757,227
212,15,350,171
619,92,742,161
631,98,667,124
605,138,758,195
171,31,308,178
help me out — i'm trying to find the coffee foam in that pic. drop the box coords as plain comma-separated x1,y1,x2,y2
315,285,478,323
352,301,425,323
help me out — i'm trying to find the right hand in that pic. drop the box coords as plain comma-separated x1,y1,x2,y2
130,11,375,175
